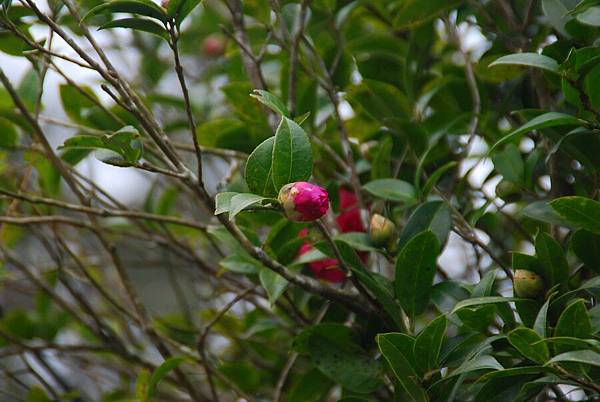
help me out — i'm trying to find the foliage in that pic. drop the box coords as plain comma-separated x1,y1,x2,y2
0,0,599,401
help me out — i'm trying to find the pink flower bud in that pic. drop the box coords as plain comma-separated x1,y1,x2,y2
278,182,329,222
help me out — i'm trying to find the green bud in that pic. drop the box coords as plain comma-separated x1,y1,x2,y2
369,214,396,247
513,269,545,298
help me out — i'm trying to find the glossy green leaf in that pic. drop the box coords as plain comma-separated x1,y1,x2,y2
542,0,575,35
570,229,600,274
245,137,277,197
421,161,458,198
98,17,168,40
333,232,376,251
370,135,392,180
489,112,581,152
452,297,526,313
228,193,266,220
147,356,187,398
413,315,447,374
250,89,289,117
272,117,313,190
302,326,383,393
488,53,560,73
363,179,416,203
59,126,143,165
576,5,600,26
508,327,549,363
551,196,600,234
377,334,428,402
395,231,440,320
83,0,167,22
397,200,452,249
535,232,569,287
546,350,600,367
554,299,592,354
534,297,552,337
259,268,288,305
214,192,238,215
220,253,261,275
491,143,524,184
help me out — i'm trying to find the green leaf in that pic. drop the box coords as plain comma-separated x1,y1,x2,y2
147,356,187,398
551,196,600,234
534,297,552,337
371,135,392,180
546,350,600,367
519,201,575,227
570,229,600,274
0,117,18,149
17,69,41,110
554,299,592,354
395,231,440,320
577,5,600,26
250,89,289,117
394,0,464,29
452,355,503,376
488,53,560,73
491,143,524,184
535,337,600,351
363,179,416,203
333,232,376,251
220,253,261,275
334,241,406,330
98,17,168,40
397,200,452,250
489,112,581,152
214,192,238,215
83,0,167,22
271,117,313,190
228,193,266,220
508,327,550,364
302,325,383,393
167,0,201,26
452,296,527,313
259,268,288,305
377,334,428,402
542,0,575,35
478,366,551,382
421,161,458,198
413,315,447,374
286,368,333,402
59,83,101,124
245,137,277,197
535,232,569,287
347,79,411,122
59,126,143,165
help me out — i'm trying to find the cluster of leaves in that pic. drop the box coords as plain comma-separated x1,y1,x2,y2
0,0,599,401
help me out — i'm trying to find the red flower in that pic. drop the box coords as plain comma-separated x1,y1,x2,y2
336,188,365,233
278,182,329,222
298,240,345,283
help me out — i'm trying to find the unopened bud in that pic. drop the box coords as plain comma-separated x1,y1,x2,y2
369,213,396,247
278,182,329,222
513,269,545,298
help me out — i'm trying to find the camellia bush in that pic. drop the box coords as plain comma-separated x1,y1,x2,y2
1,0,600,401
